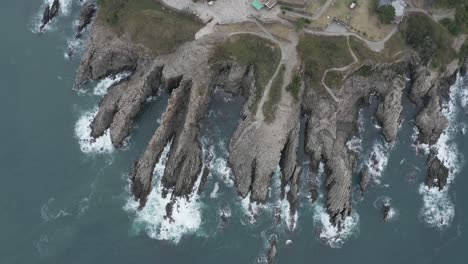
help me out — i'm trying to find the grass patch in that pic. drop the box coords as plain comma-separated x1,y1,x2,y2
263,65,285,123
324,71,344,90
401,14,456,68
349,33,405,62
211,34,281,114
97,0,203,56
298,35,354,89
287,74,301,100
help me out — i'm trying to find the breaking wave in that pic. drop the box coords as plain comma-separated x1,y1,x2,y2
418,74,466,230
363,140,391,185
92,73,131,96
311,162,359,248
312,203,360,248
75,108,114,154
125,139,206,244
31,0,73,33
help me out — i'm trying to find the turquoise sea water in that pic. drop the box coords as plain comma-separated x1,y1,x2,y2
1,1,468,263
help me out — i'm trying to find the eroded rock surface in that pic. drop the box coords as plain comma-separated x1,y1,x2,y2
76,3,96,38
40,0,60,31
303,62,404,225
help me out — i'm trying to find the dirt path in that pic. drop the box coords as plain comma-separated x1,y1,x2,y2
250,20,299,123
321,37,359,102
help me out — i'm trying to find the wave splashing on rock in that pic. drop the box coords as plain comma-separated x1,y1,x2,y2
363,140,392,185
125,139,206,244
31,0,73,33
313,203,360,248
419,74,466,230
75,108,114,154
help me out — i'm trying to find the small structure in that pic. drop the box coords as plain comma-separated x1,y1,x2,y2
349,2,356,9
252,0,277,10
252,0,264,10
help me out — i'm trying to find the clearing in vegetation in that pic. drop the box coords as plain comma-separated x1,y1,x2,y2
97,0,203,56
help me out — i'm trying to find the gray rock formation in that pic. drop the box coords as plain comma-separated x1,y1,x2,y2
76,3,96,38
382,203,391,222
75,22,142,87
40,0,60,31
426,151,449,190
408,57,458,192
267,237,277,264
229,89,302,204
359,167,370,193
303,62,404,225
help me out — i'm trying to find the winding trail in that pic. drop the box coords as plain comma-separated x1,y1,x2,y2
321,36,359,102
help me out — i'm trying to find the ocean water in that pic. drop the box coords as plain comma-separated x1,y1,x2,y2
1,1,468,263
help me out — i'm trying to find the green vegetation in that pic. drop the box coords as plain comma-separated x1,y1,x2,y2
97,0,203,56
349,33,405,62
376,5,396,24
402,14,456,68
298,35,354,89
287,74,301,100
324,71,344,90
263,65,285,123
440,4,468,35
294,18,311,31
372,0,395,24
460,40,468,61
211,35,281,114
434,0,467,35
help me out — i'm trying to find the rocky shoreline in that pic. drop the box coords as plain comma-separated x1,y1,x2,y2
73,2,468,260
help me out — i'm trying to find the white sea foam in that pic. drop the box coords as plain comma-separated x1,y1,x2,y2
419,185,455,229
211,157,234,187
32,0,73,32
411,127,430,155
346,136,362,153
313,204,359,248
418,75,466,230
363,141,391,185
373,196,399,222
125,140,205,244
210,182,220,198
279,195,298,231
75,109,114,154
40,197,71,222
93,73,130,96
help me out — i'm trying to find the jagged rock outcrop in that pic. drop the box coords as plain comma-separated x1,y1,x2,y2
75,21,142,87
303,62,404,225
229,91,302,203
76,3,96,38
376,77,405,142
40,0,60,30
267,237,277,264
408,56,459,192
382,204,391,222
91,62,162,146
359,167,370,193
426,151,449,190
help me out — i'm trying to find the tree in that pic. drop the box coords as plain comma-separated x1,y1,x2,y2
376,5,396,24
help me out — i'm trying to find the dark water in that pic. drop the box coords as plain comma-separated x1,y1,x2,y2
1,1,468,263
